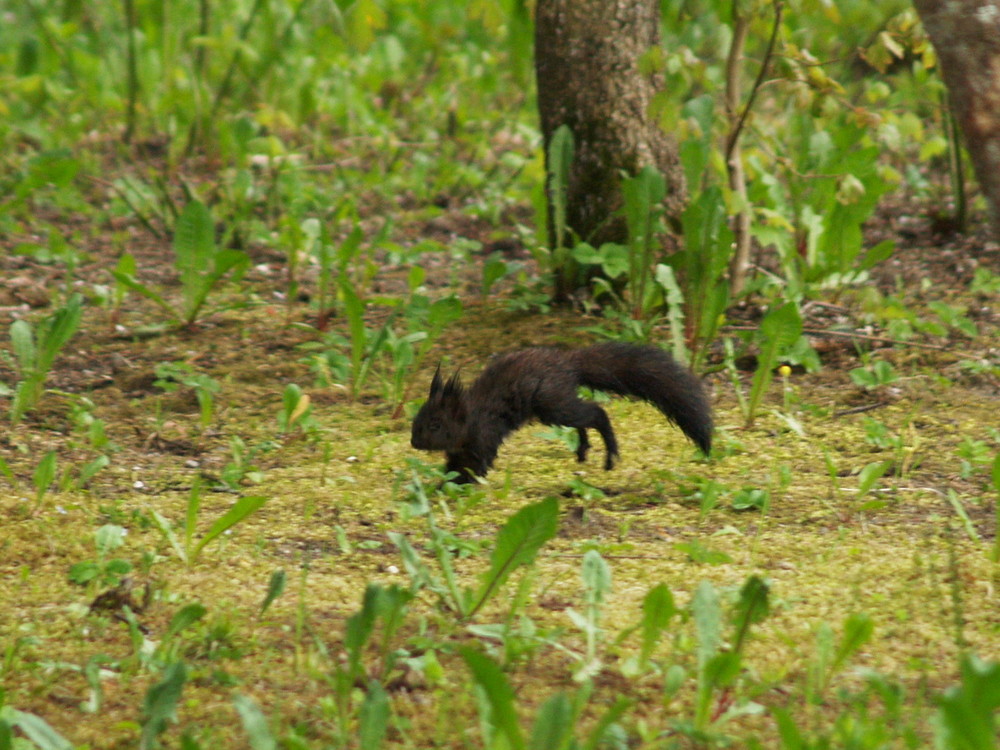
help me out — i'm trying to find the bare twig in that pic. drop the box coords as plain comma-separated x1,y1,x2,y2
726,1,785,297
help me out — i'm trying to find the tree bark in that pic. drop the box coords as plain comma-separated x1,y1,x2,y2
535,0,686,300
912,0,1000,238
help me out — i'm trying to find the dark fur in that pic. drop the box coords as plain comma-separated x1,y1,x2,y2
410,343,712,483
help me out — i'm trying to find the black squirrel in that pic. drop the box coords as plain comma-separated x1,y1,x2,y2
410,342,712,483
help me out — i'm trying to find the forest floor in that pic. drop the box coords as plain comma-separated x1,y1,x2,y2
1,150,999,747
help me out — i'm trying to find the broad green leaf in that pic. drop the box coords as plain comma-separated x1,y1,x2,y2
692,580,722,668
2,708,72,750
581,696,632,750
772,707,807,749
859,239,895,271
528,692,573,750
166,604,207,639
639,583,676,663
470,497,559,616
346,0,387,50
358,680,391,750
831,612,873,675
581,549,612,605
654,264,688,365
461,648,525,750
936,654,1000,750
141,661,187,750
76,454,110,488
427,295,463,330
233,695,276,750
857,461,890,497
746,302,802,425
32,451,57,501
37,295,82,371
547,125,574,249
622,166,665,248
260,569,286,615
68,561,100,585
174,200,215,280
191,495,268,560
181,247,249,325
9,320,35,372
109,270,179,319
95,524,126,555
731,575,770,653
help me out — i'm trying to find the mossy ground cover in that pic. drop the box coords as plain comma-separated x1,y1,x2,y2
1,3,999,745
1,227,997,746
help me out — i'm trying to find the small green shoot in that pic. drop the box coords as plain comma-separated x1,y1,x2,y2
140,661,187,750
849,358,899,390
32,450,57,511
991,454,1000,563
935,654,1000,750
233,694,277,750
567,549,613,681
855,460,891,513
260,569,287,616
68,524,132,587
621,583,677,677
154,362,221,429
947,489,980,544
391,495,559,619
547,124,576,303
807,613,875,702
7,294,83,424
745,302,803,427
150,481,268,565
278,384,314,436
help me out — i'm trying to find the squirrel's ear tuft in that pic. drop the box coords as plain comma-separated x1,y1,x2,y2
429,363,444,394
444,370,464,395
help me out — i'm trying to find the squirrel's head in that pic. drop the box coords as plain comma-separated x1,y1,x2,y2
410,364,468,451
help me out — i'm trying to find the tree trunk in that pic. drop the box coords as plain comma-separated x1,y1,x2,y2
535,0,686,301
912,0,1000,238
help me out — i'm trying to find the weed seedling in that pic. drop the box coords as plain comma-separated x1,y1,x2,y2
154,362,221,430
745,302,803,427
849,357,899,390
567,549,613,681
277,383,315,437
68,524,133,588
6,294,83,424
32,450,57,514
149,479,268,565
111,200,249,329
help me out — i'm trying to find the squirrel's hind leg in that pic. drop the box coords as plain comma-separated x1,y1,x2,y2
540,400,620,470
575,428,590,462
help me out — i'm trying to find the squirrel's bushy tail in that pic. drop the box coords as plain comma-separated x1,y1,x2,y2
574,342,712,454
